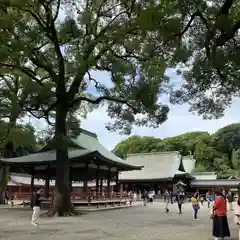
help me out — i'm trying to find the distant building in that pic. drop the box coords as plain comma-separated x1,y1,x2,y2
119,152,194,196
3,128,141,201
119,152,240,196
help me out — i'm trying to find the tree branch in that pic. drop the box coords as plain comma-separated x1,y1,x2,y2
218,0,234,16
53,0,61,22
70,95,137,113
87,71,99,88
0,62,44,86
174,10,209,38
215,20,240,47
23,101,56,126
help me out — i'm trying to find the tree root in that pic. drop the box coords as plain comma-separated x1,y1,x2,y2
43,208,79,217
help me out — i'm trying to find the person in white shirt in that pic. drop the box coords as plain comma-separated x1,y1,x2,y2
148,191,154,203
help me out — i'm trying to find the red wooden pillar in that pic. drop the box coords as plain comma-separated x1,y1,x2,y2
100,178,103,194
96,165,100,199
116,171,120,192
83,163,88,199
107,168,111,194
69,166,72,194
30,174,34,196
44,167,50,198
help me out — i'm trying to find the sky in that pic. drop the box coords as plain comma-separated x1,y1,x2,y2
32,68,240,151
80,98,240,151
80,69,240,150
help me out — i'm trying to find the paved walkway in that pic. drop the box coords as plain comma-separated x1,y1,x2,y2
0,202,238,240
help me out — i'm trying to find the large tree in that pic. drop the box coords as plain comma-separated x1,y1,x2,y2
213,123,240,158
169,0,240,118
0,0,183,215
0,71,45,203
0,121,37,203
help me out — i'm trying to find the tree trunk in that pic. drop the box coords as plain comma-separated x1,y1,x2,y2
0,166,9,204
0,141,14,204
50,103,74,216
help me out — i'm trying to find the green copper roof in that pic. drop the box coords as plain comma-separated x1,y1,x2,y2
182,156,196,173
73,129,142,170
0,128,142,171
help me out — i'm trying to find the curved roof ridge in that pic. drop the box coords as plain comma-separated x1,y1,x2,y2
79,128,97,138
128,151,180,156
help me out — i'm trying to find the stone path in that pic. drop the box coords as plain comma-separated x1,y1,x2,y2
0,202,238,240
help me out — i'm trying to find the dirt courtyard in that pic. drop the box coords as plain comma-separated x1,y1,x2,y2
0,202,238,240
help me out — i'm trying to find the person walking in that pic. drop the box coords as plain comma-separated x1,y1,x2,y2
191,193,200,220
142,189,148,206
163,190,170,213
169,190,173,204
200,195,204,206
212,189,230,240
206,190,211,208
233,198,240,240
31,189,43,226
148,190,154,204
226,191,233,211
176,189,185,214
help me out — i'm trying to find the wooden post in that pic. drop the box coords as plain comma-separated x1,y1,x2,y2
30,173,34,195
116,171,119,192
69,166,72,194
83,163,88,196
107,168,111,194
29,173,34,206
100,178,103,194
44,165,50,198
96,165,100,199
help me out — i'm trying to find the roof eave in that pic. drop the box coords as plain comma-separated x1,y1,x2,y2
119,177,173,182
94,151,143,171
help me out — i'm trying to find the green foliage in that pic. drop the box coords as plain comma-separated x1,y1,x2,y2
113,135,162,157
0,0,185,136
192,164,209,173
113,131,211,157
113,122,240,178
214,123,240,155
0,120,37,156
169,0,240,119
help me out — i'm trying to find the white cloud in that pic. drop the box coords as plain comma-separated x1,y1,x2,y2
80,69,240,150
81,98,240,151
27,68,240,152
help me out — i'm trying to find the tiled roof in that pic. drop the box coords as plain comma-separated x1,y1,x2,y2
119,151,182,181
73,130,142,170
0,129,142,171
182,156,196,173
0,148,91,163
191,179,240,187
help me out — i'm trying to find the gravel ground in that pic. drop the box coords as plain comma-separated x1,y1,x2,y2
0,202,238,240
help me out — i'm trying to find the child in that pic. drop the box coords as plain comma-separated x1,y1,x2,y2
8,194,14,207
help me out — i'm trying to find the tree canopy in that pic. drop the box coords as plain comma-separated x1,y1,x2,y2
0,0,185,215
0,121,37,156
170,0,240,119
113,123,240,178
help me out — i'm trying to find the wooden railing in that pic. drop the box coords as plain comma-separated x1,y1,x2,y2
13,191,130,202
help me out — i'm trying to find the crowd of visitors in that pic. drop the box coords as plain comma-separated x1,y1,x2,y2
140,187,240,240
4,185,240,239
